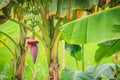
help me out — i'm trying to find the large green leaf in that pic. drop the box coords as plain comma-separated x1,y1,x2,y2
60,6,120,44
86,63,115,79
95,39,120,62
62,67,93,80
65,42,82,61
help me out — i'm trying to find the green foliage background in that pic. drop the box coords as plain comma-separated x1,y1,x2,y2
0,21,114,80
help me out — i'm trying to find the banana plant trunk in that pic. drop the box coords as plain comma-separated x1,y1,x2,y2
48,40,60,80
39,5,61,79
15,19,27,80
15,47,27,80
46,25,61,80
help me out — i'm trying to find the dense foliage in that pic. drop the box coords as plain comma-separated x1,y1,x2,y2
0,0,120,80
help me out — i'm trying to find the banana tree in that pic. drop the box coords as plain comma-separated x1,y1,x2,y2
1,0,113,80
0,0,29,80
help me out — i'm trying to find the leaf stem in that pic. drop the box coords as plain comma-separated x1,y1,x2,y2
37,21,51,46
9,18,25,27
82,44,84,72
37,21,49,35
75,58,79,70
54,19,62,33
39,4,50,31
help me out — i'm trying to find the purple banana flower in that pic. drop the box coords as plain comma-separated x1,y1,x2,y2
26,37,39,64
30,44,38,64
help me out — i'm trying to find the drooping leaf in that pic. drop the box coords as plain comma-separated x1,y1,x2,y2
48,0,57,16
42,0,52,3
73,0,99,9
65,42,82,61
1,1,16,17
95,39,120,62
49,0,70,18
49,0,99,18
62,67,93,80
60,6,120,44
0,0,10,9
86,63,115,79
